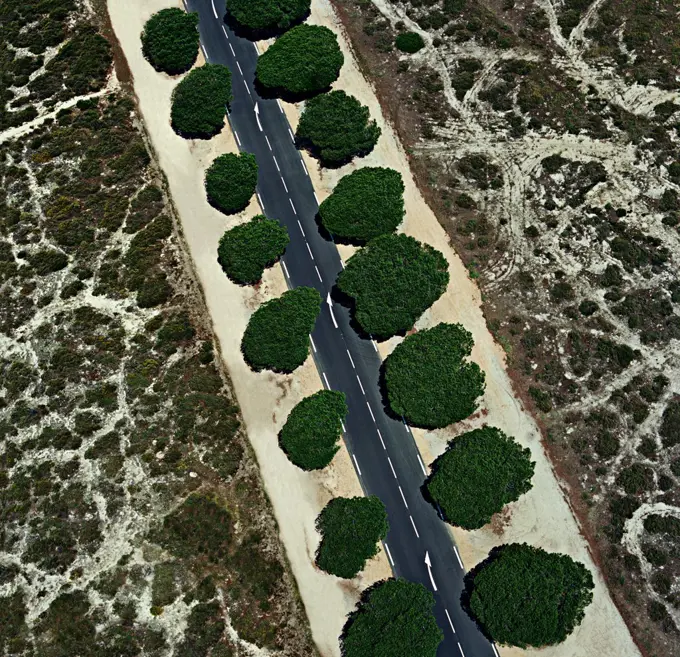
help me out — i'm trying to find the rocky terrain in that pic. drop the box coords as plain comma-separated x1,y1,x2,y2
329,0,680,655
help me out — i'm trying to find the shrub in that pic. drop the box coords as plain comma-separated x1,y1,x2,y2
226,0,310,34
141,8,199,75
342,579,443,656
217,214,288,284
315,496,388,578
279,390,347,470
468,543,594,648
616,463,653,495
296,90,381,166
336,234,449,339
395,31,425,53
241,287,321,372
426,426,535,529
384,323,485,428
256,25,343,96
205,152,258,215
171,64,232,138
318,167,404,243
660,398,680,448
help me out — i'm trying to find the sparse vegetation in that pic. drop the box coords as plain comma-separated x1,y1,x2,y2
141,8,199,75
205,152,259,215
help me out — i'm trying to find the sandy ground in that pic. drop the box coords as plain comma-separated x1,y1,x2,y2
106,2,390,655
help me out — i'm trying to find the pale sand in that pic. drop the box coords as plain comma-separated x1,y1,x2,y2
107,2,390,656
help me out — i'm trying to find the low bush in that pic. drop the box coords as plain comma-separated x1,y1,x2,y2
660,397,680,447
256,25,343,96
29,249,68,275
395,31,425,53
141,8,199,75
217,214,288,284
384,323,485,428
296,90,381,166
342,579,443,656
427,426,534,529
279,390,347,470
336,234,449,339
318,167,404,242
315,496,388,578
241,287,321,372
205,152,258,215
171,64,232,138
226,0,310,34
468,543,594,648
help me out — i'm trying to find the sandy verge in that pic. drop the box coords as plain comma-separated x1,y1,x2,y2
106,1,390,655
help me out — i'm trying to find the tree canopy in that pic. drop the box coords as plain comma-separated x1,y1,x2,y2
217,214,289,285
468,543,594,648
171,64,232,138
279,390,347,470
395,31,425,54
318,167,404,243
205,152,259,215
384,322,485,428
342,579,443,657
426,426,535,529
296,90,381,166
226,0,310,34
141,8,199,75
316,496,388,579
256,25,343,97
241,287,321,372
336,234,449,339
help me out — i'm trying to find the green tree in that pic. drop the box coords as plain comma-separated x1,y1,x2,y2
384,322,485,428
336,234,449,339
342,579,443,656
296,90,381,166
395,31,425,53
318,167,404,243
279,390,347,470
316,497,388,578
256,25,343,97
241,287,321,372
468,543,594,648
226,0,310,34
171,64,232,138
427,426,535,529
217,214,289,285
205,152,258,215
141,8,199,75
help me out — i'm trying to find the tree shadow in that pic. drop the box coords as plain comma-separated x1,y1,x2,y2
223,9,310,42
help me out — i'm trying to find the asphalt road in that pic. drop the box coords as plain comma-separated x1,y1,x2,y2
185,2,498,655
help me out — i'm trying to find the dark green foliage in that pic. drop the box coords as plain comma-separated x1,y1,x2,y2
342,579,443,656
279,390,347,470
241,287,321,372
617,463,654,494
644,514,680,537
256,25,343,96
205,152,258,215
660,398,680,447
316,496,388,578
142,8,199,75
28,249,68,275
468,543,594,648
318,167,404,243
395,31,425,53
337,234,449,339
594,431,619,459
217,215,289,284
176,601,225,657
427,427,534,529
296,90,381,166
529,386,552,412
171,64,232,138
226,0,311,33
384,323,485,428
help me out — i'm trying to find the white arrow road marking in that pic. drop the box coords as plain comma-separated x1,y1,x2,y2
326,293,338,328
424,551,438,591
254,102,263,131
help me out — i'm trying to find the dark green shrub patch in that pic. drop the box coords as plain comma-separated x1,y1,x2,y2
342,579,443,656
384,323,485,428
28,249,68,275
241,287,321,372
171,64,232,138
318,167,404,243
205,152,258,215
279,390,347,470
256,25,343,97
660,397,680,447
226,0,311,34
296,90,380,166
336,234,449,339
468,543,594,648
315,496,388,578
395,31,425,53
427,426,534,529
217,214,288,284
142,8,199,75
